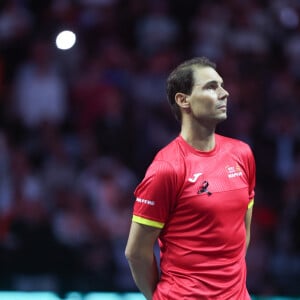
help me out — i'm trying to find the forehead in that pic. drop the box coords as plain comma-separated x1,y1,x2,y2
193,66,223,85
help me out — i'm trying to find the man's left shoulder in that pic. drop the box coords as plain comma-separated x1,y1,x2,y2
217,134,250,147
216,134,253,154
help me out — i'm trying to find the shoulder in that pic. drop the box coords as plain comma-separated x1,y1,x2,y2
216,135,256,176
216,134,253,155
153,136,186,169
143,136,186,183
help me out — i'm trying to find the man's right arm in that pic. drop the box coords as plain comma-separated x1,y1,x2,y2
125,221,161,300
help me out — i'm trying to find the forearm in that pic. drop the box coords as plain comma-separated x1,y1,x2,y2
246,231,251,250
245,202,253,252
127,254,159,300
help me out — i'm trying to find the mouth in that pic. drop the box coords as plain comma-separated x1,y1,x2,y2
217,105,227,110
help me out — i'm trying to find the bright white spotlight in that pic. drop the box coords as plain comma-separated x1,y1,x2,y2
55,30,76,50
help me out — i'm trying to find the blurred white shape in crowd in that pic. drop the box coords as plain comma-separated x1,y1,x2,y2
55,30,76,50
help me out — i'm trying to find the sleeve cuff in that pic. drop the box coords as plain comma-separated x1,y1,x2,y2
248,198,254,209
132,215,164,229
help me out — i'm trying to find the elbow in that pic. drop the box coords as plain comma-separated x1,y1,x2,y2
125,247,132,262
245,227,251,251
125,245,150,264
125,245,138,263
246,233,251,249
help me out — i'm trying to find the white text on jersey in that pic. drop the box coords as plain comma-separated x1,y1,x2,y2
136,198,155,206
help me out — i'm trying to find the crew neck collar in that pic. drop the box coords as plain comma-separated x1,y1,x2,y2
178,134,219,156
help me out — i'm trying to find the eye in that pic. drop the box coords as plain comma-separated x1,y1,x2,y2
204,82,218,90
203,81,225,91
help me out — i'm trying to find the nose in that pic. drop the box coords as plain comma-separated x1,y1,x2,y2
219,86,229,100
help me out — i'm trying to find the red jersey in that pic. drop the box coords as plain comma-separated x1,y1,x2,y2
132,134,256,300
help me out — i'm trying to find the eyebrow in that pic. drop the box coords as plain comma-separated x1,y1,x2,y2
195,80,224,88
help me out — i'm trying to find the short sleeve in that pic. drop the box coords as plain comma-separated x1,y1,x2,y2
133,160,178,228
245,145,256,200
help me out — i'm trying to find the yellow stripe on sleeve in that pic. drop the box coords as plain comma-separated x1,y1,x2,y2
248,198,254,209
132,215,164,229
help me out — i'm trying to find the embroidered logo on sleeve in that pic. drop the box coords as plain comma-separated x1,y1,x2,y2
136,198,155,206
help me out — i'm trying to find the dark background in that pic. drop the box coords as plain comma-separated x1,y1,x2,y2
0,0,300,297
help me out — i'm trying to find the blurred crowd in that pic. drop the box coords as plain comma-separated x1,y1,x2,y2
0,0,300,297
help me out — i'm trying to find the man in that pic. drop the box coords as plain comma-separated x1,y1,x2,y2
125,57,256,299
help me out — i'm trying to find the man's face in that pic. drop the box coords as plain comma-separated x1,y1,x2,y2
186,66,229,124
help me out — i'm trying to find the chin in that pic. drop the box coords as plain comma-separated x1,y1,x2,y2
216,114,227,123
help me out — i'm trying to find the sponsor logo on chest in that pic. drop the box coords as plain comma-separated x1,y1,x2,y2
226,164,243,178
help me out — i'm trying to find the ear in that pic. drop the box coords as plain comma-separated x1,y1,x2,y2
175,92,190,109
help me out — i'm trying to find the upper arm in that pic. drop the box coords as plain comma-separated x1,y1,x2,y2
245,204,253,230
125,221,161,260
245,199,254,227
245,199,254,248
133,160,179,227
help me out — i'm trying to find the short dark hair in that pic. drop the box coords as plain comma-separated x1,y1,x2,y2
166,57,216,121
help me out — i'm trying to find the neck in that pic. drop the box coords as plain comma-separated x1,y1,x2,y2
180,122,216,151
